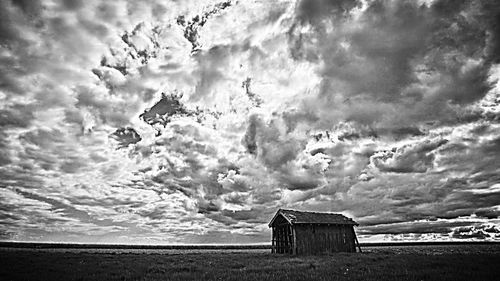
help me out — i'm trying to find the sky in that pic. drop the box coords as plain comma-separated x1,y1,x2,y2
0,0,500,244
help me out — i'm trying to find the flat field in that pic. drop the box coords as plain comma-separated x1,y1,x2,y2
1,244,499,281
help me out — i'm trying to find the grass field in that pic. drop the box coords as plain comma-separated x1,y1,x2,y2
1,244,499,281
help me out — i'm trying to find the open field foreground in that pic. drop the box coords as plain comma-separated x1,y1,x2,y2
1,244,500,281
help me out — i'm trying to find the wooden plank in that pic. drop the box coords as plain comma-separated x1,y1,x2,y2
286,226,290,254
272,227,275,253
277,227,280,253
342,226,346,251
281,226,284,254
329,228,333,253
295,227,300,254
354,227,362,253
304,226,310,255
324,229,328,254
292,226,297,255
279,227,283,254
276,227,279,253
346,226,352,252
280,226,283,254
350,227,356,252
286,226,289,254
338,226,341,252
271,227,274,253
283,226,286,254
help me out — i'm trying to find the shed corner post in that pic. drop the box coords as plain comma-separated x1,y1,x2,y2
292,225,297,255
271,226,275,253
353,226,362,253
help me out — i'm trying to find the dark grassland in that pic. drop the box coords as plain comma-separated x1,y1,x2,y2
1,244,500,281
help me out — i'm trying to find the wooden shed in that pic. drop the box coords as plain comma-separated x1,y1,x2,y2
269,209,360,255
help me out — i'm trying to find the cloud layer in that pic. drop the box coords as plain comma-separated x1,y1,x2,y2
0,0,499,243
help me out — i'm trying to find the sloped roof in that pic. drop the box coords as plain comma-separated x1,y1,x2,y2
268,209,358,227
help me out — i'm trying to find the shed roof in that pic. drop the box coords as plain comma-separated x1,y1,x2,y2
268,209,358,227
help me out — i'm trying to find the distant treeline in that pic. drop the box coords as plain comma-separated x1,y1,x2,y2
0,241,498,249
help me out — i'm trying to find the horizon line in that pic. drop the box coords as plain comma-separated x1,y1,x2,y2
2,240,500,249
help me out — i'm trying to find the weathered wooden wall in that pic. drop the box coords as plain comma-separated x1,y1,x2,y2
273,225,294,254
294,224,356,255
271,215,294,254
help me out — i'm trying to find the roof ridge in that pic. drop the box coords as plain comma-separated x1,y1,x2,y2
271,209,359,226
280,209,346,215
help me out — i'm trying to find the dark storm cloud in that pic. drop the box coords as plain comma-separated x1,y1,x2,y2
139,90,224,132
240,113,343,193
9,0,44,16
61,0,84,10
0,0,41,45
475,1,500,63
0,133,11,166
0,104,35,129
12,126,112,177
139,92,190,127
0,0,42,95
389,127,425,139
289,0,362,61
197,201,221,214
435,133,500,191
280,173,323,191
474,208,500,219
242,114,302,169
19,128,65,150
372,138,448,173
441,190,500,219
288,0,500,130
295,0,361,23
242,114,259,154
110,127,142,149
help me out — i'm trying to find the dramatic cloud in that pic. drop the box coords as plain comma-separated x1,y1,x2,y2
372,138,448,173
0,0,499,244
